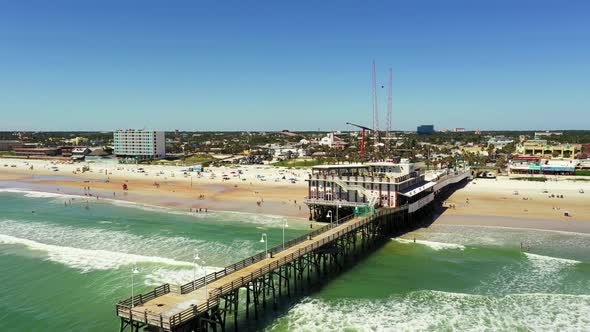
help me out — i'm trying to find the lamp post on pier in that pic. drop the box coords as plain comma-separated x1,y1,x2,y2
194,250,208,300
131,264,139,307
260,233,268,257
327,210,333,227
282,220,289,249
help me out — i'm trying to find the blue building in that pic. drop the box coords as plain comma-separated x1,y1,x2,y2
417,125,435,134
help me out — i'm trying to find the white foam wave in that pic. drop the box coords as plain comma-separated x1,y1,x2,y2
0,219,201,257
1,187,301,227
524,252,581,278
525,252,581,265
108,199,293,227
0,233,193,273
275,291,590,332
460,224,590,238
0,219,257,271
0,188,81,199
394,238,465,251
107,199,210,218
144,266,222,287
474,252,581,296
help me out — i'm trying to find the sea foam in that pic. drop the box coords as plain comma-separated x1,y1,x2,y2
394,238,466,251
1,187,298,228
0,219,257,273
275,291,590,332
0,188,82,199
474,252,581,296
0,233,193,273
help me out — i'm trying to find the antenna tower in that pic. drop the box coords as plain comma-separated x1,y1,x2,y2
372,61,379,143
386,67,392,136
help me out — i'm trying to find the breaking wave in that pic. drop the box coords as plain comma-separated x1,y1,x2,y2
0,188,82,199
273,291,590,331
394,238,466,251
0,219,256,271
0,233,193,273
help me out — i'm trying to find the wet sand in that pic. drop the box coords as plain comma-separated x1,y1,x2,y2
0,170,309,219
2,159,590,231
438,177,590,233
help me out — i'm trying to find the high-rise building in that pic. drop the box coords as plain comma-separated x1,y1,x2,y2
417,125,435,135
113,129,165,160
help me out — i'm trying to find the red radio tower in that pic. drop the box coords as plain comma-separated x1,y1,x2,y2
372,61,379,143
386,67,393,136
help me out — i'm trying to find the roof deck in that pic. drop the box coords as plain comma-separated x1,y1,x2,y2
311,162,419,178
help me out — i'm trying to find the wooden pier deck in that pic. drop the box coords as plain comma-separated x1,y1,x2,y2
116,169,470,331
116,207,404,331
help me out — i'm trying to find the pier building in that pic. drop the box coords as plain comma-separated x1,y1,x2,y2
303,161,433,220
114,166,469,332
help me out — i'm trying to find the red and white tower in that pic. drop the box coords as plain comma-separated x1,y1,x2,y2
372,61,379,143
386,67,393,136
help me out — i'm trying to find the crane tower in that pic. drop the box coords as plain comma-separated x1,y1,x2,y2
386,67,392,136
372,61,379,143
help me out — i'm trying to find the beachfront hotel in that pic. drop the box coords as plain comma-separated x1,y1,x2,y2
113,129,165,160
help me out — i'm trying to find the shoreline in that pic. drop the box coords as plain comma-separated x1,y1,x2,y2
434,213,590,234
1,158,589,234
0,186,312,223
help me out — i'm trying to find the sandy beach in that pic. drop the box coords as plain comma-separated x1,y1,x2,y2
0,158,310,218
438,176,590,233
1,158,590,232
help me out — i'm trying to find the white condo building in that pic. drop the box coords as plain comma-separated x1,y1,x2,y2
113,129,165,160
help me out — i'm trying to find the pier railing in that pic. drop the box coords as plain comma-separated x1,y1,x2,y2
167,207,405,328
115,171,470,330
116,214,356,315
116,283,170,308
178,214,355,294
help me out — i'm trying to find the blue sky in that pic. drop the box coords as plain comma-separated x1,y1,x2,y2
0,0,588,131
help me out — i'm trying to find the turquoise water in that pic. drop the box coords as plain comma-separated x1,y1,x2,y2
0,189,308,331
1,189,589,331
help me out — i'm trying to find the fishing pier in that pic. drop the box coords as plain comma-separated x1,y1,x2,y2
115,168,469,332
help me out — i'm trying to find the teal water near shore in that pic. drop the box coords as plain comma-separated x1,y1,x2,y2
1,189,589,331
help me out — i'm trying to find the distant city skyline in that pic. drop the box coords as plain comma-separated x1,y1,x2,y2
1,0,589,131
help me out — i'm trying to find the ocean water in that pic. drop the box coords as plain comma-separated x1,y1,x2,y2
1,190,589,331
0,190,308,331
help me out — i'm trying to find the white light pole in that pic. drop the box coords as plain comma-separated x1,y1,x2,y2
131,264,139,307
327,210,333,227
194,251,208,300
336,204,342,225
282,220,289,249
260,233,268,257
193,250,198,283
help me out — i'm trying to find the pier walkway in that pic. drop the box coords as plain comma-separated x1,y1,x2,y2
116,170,469,332
117,208,398,331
